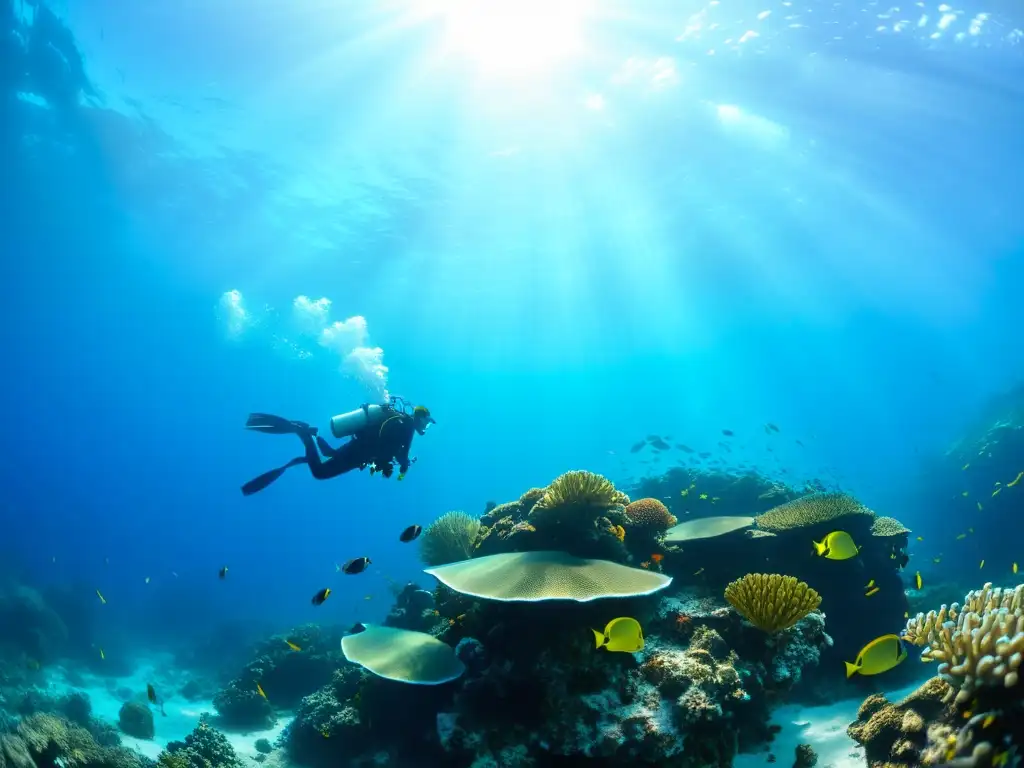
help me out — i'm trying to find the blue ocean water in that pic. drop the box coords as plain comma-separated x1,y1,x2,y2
2,1,1023,765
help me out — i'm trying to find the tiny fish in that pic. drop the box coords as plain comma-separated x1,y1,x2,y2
650,554,664,563
916,536,924,541
693,568,704,576
961,491,969,497
96,589,107,605
399,525,422,543
992,488,1002,497
968,527,974,534
962,463,970,470
977,502,983,511
285,640,301,652
1008,471,1024,487
915,572,923,590
219,566,228,579
147,684,166,716
630,441,646,453
956,534,967,540
680,489,690,497
979,560,985,569
256,683,267,699
795,440,804,447
340,557,371,575
99,648,105,660
721,429,734,436
982,714,996,728
865,579,875,589
1014,562,1019,574
699,493,708,500
766,423,780,433
711,496,721,503
364,594,373,600
144,577,150,584
933,557,942,564
311,588,331,605
52,556,56,563
865,587,880,597
904,612,910,618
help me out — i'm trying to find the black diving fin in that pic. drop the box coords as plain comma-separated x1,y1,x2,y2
244,413,316,435
241,457,307,496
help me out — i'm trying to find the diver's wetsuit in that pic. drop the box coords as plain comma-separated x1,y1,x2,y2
241,409,417,495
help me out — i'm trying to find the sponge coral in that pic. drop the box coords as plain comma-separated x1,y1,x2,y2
902,582,1023,705
753,492,875,532
419,511,481,567
624,498,677,532
724,574,822,634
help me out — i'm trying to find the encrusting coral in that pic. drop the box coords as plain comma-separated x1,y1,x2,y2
724,574,822,634
902,582,1023,706
753,492,876,533
419,511,481,567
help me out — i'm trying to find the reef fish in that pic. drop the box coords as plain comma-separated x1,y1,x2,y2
146,684,166,717
845,634,907,678
285,640,301,652
311,588,331,605
399,525,422,543
95,589,106,605
592,617,644,653
341,557,371,575
813,531,860,560
915,572,923,590
1008,471,1024,487
219,566,228,579
721,429,734,437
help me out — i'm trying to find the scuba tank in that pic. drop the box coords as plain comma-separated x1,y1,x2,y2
330,404,386,439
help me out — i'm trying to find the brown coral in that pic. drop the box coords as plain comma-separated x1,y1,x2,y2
724,574,821,634
847,678,954,768
753,492,875,533
624,498,677,532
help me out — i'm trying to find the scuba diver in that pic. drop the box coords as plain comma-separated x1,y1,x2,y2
240,396,435,496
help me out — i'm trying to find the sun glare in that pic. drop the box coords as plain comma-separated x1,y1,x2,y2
429,0,586,76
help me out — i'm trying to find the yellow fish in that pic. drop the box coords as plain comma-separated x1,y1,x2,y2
680,489,689,497
285,640,301,652
96,589,107,605
979,560,985,569
992,488,1002,498
99,648,105,660
956,534,967,540
915,571,923,590
916,536,924,541
813,531,860,560
693,568,705,576
1014,563,1019,574
1008,471,1024,488
982,714,996,729
592,617,644,653
321,731,330,739
904,612,910,618
961,491,969,497
977,502,983,511
993,751,1010,768
256,683,268,699
962,463,970,470
865,587,880,597
845,634,907,678
699,493,708,500
865,579,875,589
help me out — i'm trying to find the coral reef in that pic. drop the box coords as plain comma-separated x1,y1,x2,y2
382,583,436,632
793,743,817,768
419,511,480,567
624,498,677,533
117,702,153,740
163,717,243,768
0,585,69,664
11,712,151,768
902,582,1022,705
753,493,875,533
213,624,343,730
724,574,822,634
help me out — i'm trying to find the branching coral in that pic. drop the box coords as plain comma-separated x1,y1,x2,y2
164,717,243,768
624,498,677,532
419,511,481,566
753,492,875,532
902,582,1023,705
724,574,821,634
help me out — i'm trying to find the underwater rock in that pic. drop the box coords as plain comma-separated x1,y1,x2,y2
454,637,489,676
0,584,68,663
383,583,435,632
253,738,273,754
117,701,154,740
793,743,817,768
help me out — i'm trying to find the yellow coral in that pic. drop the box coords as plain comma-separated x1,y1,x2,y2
902,582,1023,705
724,573,822,634
608,524,626,542
534,470,629,511
754,492,875,532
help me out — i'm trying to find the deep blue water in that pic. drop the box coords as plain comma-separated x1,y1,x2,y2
2,0,1023,652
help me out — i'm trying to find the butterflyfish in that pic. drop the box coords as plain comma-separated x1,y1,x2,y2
219,566,228,579
915,571,923,590
865,587,880,597
1008,471,1024,487
399,525,422,543
813,531,860,560
311,588,331,605
1014,563,1019,574
693,568,705,576
285,640,301,652
256,683,267,699
95,589,106,604
341,557,371,575
591,617,644,653
844,634,907,678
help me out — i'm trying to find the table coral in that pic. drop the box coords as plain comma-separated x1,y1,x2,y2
753,492,876,533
